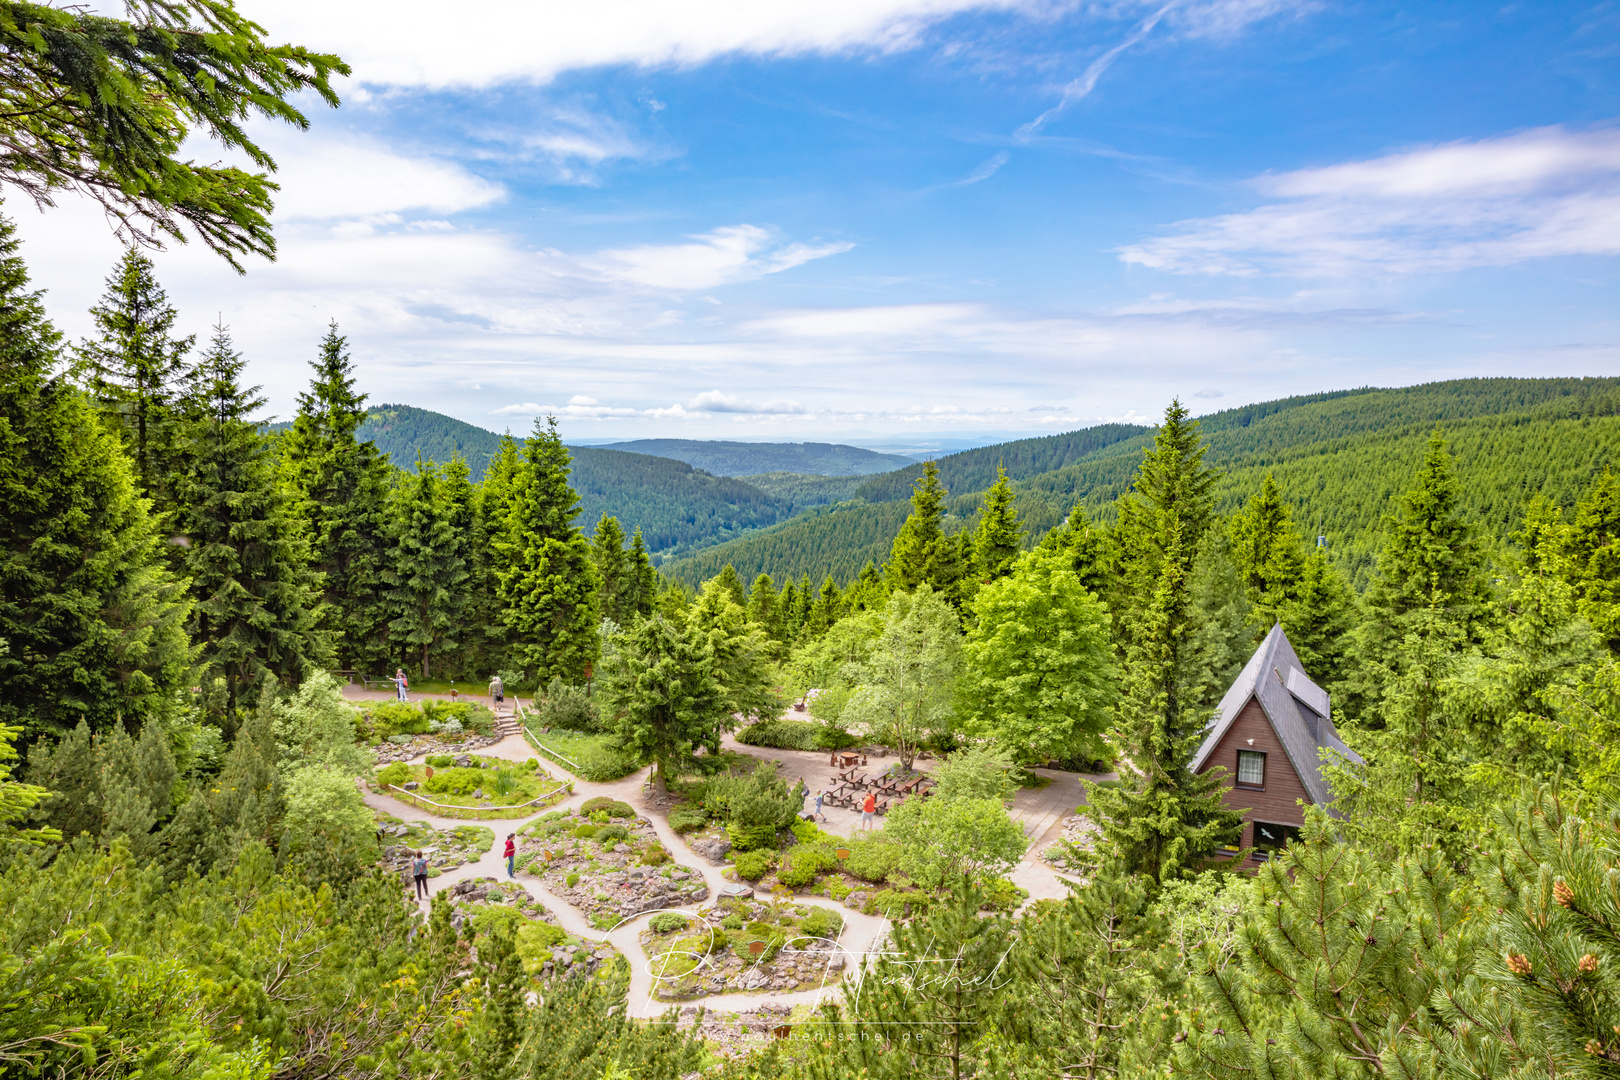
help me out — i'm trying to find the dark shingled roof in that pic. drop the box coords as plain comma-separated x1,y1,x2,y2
1192,623,1364,813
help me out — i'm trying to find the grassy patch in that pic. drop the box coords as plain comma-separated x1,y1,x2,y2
524,728,640,781
376,757,570,818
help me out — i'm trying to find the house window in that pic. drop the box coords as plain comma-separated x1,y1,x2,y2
1253,821,1302,851
1236,749,1266,788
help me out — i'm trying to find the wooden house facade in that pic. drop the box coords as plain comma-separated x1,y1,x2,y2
1192,624,1363,860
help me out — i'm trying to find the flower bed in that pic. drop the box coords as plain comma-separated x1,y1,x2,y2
518,809,709,929
640,896,847,1000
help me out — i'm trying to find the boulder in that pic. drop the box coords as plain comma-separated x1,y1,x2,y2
691,837,732,865
403,781,419,791
843,890,870,911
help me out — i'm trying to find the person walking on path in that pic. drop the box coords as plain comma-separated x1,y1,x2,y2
861,791,876,830
394,668,409,702
411,851,429,899
814,790,828,823
504,833,517,878
489,674,505,708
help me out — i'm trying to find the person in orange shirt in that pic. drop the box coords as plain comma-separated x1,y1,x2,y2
861,791,876,831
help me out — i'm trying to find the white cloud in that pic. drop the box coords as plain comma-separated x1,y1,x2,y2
568,224,853,290
251,129,505,221
246,0,1041,89
1119,125,1620,276
687,390,808,414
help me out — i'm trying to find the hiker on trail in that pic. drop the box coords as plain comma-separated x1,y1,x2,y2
861,791,877,830
504,833,516,878
394,669,409,702
411,851,429,899
814,790,827,822
489,674,504,706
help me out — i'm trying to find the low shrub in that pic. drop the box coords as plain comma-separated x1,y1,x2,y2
580,797,634,818
864,888,930,918
649,912,689,934
777,860,817,887
367,701,431,738
534,677,600,732
425,754,454,769
668,805,710,833
791,819,834,845
736,717,856,751
566,872,581,887
843,839,899,884
980,877,1027,912
777,844,838,887
421,699,473,727
640,844,670,866
470,906,525,936
733,851,770,881
800,907,842,939
595,824,630,843
376,762,410,787
727,821,779,852
423,767,484,796
720,913,744,930
573,824,600,840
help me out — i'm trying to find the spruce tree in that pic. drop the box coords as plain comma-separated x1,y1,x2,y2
438,457,480,673
1286,546,1358,691
745,573,779,639
279,323,392,673
590,515,630,624
74,247,194,512
599,614,722,790
971,466,1022,584
1228,474,1306,625
470,435,523,673
495,417,600,685
1557,467,1620,654
1350,430,1492,716
809,575,844,635
385,460,469,678
176,323,323,724
1087,528,1244,885
0,212,192,737
711,563,747,608
778,577,800,639
626,527,657,618
890,461,947,590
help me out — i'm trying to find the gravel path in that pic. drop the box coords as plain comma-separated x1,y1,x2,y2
361,725,893,1018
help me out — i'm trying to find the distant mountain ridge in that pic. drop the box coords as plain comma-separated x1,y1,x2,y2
599,438,914,477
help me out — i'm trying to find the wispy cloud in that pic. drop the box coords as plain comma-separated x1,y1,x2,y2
565,224,854,290
1120,126,1620,276
1016,1,1179,140
956,152,1010,186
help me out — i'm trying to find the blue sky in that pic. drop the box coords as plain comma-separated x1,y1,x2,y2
20,0,1620,447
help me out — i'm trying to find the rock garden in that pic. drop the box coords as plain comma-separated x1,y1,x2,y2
375,813,494,878
517,797,709,929
441,876,627,984
359,699,503,762
372,753,571,818
639,895,847,1001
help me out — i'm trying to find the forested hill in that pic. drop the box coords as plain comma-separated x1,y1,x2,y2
666,377,1620,589
598,439,914,476
266,404,507,480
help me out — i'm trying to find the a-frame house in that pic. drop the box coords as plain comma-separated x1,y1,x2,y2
1192,623,1362,861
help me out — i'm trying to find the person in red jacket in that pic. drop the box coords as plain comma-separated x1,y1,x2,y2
861,791,877,831
504,833,516,878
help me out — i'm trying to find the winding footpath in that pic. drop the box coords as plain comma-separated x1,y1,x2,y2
360,722,893,1019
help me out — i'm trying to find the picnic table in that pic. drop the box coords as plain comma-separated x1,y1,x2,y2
832,751,864,769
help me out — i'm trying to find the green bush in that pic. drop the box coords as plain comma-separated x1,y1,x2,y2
980,877,1027,912
376,762,410,787
368,701,430,738
800,907,842,939
844,839,899,884
736,717,856,751
733,852,770,881
580,797,634,818
720,913,744,930
573,824,600,840
776,859,817,888
566,872,580,887
864,888,929,918
425,754,453,768
727,821,779,852
471,906,525,936
649,912,689,934
535,677,600,732
421,699,473,726
423,767,484,796
777,844,838,887
491,769,518,797
596,824,630,843
668,805,710,833
640,844,670,866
